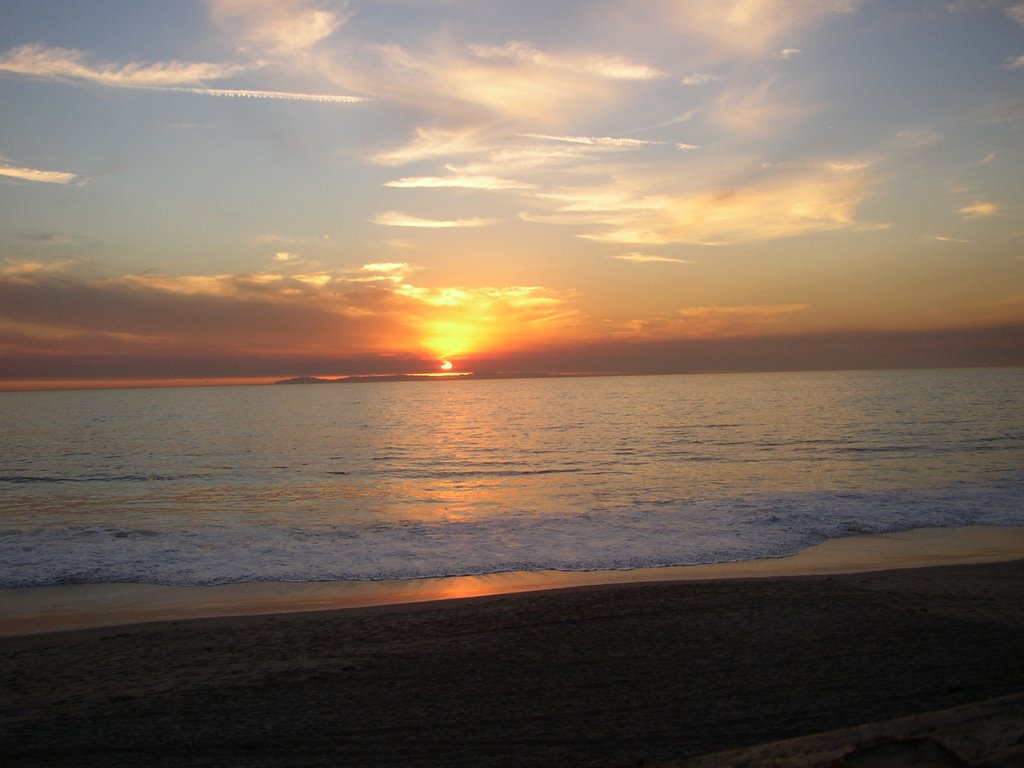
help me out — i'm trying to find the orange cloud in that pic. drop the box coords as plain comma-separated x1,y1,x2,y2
527,165,876,245
371,211,499,228
618,304,809,339
0,162,79,185
2,263,1021,382
612,252,691,264
467,41,664,81
958,200,999,219
208,0,346,54
0,266,578,372
655,0,857,58
371,127,493,166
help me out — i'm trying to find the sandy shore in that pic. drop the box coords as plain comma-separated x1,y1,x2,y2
3,527,1024,767
4,525,1024,637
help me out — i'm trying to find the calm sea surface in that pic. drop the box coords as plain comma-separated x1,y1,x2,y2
1,368,1022,587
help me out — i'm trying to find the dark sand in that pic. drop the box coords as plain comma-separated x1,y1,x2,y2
3,557,1023,767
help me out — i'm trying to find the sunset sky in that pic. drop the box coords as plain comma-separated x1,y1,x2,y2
1,0,1022,386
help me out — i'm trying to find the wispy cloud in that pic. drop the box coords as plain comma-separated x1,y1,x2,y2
1004,55,1024,70
930,235,968,244
356,262,415,283
250,233,305,245
656,109,700,128
467,41,664,81
622,303,809,340
709,79,814,137
522,134,663,148
654,1,857,58
384,175,536,190
208,0,347,55
374,127,662,171
0,43,364,103
337,36,665,146
0,162,78,184
612,253,691,264
958,200,999,219
1,258,84,278
817,159,870,171
0,44,249,86
371,127,490,166
681,72,724,86
676,143,701,152
447,145,598,176
158,86,366,103
371,211,498,228
362,262,412,275
1008,4,1024,26
527,166,875,246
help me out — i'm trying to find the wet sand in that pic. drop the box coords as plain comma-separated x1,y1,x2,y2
4,525,1024,637
2,528,1024,767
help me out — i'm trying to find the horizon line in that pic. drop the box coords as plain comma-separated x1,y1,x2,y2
2,362,1021,394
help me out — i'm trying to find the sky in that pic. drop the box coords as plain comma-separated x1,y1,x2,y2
1,0,1022,386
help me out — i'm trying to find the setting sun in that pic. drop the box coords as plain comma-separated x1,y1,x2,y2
1,2,1023,760
0,1,1020,386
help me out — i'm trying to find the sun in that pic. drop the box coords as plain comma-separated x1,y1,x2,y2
439,360,454,371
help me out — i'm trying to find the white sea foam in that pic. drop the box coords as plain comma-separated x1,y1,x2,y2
1,481,1020,587
2,368,1022,587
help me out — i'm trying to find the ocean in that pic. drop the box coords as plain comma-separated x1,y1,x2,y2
1,367,1021,587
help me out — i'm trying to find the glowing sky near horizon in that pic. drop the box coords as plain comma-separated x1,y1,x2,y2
0,0,1022,381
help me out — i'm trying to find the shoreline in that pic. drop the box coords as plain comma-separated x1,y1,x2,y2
3,544,1023,766
3,524,1023,638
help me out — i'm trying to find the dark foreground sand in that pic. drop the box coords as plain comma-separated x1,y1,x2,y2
3,558,1023,768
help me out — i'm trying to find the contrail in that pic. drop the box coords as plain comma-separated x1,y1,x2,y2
158,86,367,103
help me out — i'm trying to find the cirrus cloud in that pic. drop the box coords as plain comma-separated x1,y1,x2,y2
384,175,536,190
525,164,876,246
0,43,365,103
655,0,858,58
612,253,691,264
958,200,999,219
371,211,499,228
0,162,78,184
208,0,347,55
0,43,250,87
467,41,664,81
521,134,664,148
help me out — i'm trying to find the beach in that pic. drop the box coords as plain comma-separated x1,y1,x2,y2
3,528,1024,767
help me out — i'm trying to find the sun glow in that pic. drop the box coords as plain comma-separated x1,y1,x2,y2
423,320,493,361
440,360,453,371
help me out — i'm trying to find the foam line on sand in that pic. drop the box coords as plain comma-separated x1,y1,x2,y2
2,524,1023,637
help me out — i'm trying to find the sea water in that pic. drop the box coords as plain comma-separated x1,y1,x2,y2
1,368,1021,587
